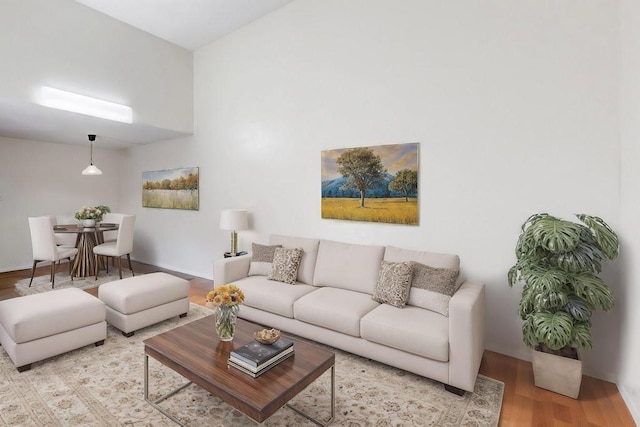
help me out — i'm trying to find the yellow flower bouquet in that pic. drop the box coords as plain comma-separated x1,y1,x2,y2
206,284,245,306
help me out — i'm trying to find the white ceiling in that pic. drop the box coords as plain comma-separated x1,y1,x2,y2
75,0,294,51
1,0,293,148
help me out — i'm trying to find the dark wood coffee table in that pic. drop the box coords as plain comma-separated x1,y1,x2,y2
143,316,335,426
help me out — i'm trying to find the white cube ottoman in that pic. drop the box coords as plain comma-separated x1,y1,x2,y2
0,288,106,372
98,272,190,337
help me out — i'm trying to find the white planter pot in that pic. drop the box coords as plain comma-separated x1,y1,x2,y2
81,219,96,228
531,348,582,399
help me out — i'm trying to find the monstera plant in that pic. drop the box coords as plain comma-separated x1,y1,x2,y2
508,213,619,358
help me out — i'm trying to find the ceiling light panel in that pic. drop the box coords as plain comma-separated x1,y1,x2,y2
40,86,133,123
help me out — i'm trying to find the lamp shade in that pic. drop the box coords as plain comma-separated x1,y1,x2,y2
219,209,248,231
82,164,102,175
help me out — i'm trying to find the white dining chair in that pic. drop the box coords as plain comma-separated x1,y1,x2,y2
49,215,77,248
93,214,136,279
28,216,78,288
101,212,125,243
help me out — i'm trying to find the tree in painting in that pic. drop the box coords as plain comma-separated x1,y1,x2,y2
389,169,418,202
336,147,386,207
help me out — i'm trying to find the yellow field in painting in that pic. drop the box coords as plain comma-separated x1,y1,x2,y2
143,189,198,210
322,198,418,225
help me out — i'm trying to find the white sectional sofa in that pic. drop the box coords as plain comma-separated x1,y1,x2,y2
214,234,485,394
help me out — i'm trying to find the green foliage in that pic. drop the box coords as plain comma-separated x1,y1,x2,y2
509,213,618,352
563,294,592,322
552,229,604,274
532,311,574,350
571,321,593,349
529,216,582,253
388,169,418,202
570,273,615,311
336,148,386,208
577,214,619,259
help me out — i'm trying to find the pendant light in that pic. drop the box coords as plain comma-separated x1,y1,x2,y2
82,134,102,175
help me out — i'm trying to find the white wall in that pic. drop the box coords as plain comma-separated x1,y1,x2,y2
0,136,122,271
120,0,624,382
619,0,640,421
0,0,193,134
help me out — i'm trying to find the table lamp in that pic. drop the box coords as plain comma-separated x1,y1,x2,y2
219,209,248,255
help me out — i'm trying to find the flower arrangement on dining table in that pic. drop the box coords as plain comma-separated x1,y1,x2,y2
206,284,245,341
74,205,111,221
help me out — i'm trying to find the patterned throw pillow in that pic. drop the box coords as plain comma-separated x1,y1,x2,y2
372,261,414,308
408,262,460,316
268,247,304,284
248,243,282,276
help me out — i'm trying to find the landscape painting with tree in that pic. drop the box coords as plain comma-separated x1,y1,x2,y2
142,167,199,210
321,143,418,225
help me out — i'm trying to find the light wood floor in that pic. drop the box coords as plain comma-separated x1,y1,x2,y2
0,261,635,426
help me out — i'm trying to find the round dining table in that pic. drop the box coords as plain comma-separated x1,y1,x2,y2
54,223,119,278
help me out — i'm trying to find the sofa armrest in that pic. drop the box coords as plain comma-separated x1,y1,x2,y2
448,281,485,392
213,254,251,285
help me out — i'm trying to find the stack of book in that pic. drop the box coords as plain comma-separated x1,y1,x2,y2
229,338,294,377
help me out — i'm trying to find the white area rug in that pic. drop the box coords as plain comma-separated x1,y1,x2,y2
0,303,503,426
14,270,135,296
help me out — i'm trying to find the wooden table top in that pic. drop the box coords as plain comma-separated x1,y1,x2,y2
143,316,335,423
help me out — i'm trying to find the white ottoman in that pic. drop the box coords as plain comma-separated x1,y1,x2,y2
0,288,106,372
98,272,190,337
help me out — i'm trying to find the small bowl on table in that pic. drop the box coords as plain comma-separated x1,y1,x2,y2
254,328,280,345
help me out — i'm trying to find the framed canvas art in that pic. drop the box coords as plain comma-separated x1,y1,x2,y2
321,143,418,225
142,167,199,210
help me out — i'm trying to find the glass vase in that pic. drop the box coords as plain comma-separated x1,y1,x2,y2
215,304,239,342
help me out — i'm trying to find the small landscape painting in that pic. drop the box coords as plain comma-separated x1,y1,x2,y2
321,143,419,225
142,167,199,210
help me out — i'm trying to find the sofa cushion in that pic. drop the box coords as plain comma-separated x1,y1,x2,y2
360,304,449,362
268,247,304,284
248,243,281,276
384,246,460,269
269,235,320,285
236,276,317,318
313,239,385,294
372,261,413,307
408,262,460,316
294,287,379,337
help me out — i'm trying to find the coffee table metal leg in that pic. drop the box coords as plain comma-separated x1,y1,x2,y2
145,354,335,426
286,364,335,426
144,354,193,427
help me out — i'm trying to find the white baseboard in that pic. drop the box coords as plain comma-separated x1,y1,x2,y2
132,257,212,281
619,384,640,424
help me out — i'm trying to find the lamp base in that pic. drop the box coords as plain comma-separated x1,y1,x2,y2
230,231,238,255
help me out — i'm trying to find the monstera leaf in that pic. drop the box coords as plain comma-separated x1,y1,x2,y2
532,311,574,351
577,214,620,260
529,216,583,254
570,273,615,311
563,293,592,322
571,321,593,350
519,266,568,310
